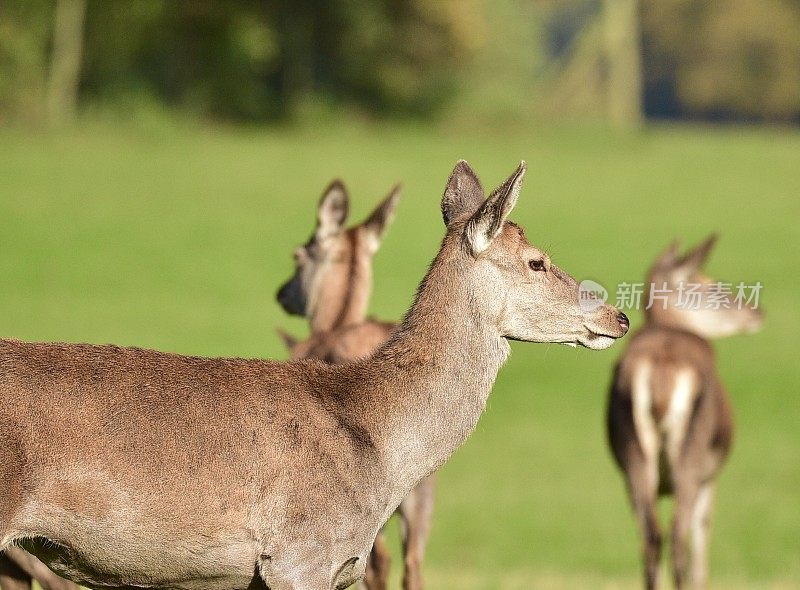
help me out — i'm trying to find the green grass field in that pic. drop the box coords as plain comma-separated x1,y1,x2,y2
1,121,798,589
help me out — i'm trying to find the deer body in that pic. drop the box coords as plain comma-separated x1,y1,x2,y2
1,161,628,590
607,237,762,590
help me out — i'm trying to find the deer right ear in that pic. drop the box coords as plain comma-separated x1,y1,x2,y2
465,161,526,256
441,160,485,225
362,183,402,253
678,233,718,272
316,180,350,239
654,240,680,268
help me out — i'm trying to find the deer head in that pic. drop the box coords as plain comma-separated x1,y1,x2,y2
276,180,402,332
645,235,764,338
439,160,629,350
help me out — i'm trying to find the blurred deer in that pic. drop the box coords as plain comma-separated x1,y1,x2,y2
607,236,763,589
277,181,436,590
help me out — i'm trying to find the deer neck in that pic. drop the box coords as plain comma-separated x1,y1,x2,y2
364,249,510,502
310,238,373,333
645,305,696,335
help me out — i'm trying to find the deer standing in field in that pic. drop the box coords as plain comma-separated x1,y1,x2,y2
607,236,763,590
276,180,436,590
0,160,628,590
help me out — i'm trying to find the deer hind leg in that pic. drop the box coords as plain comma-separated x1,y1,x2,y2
360,531,390,590
689,482,715,590
398,475,436,590
627,468,662,590
627,362,663,590
670,477,702,590
0,552,31,590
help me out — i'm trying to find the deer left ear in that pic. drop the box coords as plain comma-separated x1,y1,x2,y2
678,233,718,272
465,161,526,256
362,183,402,253
316,180,350,240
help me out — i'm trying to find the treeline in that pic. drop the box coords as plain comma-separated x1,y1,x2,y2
1,0,798,126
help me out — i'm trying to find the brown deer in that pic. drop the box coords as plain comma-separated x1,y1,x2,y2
0,160,628,590
607,236,763,590
276,180,435,590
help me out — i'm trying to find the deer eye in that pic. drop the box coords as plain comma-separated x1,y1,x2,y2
529,259,546,272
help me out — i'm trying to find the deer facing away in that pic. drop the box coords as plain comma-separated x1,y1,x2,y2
0,160,628,590
276,180,436,590
607,236,763,590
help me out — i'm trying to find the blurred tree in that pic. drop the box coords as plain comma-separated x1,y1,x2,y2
0,0,52,124
46,0,86,126
2,0,797,125
266,0,480,118
603,0,643,129
537,0,646,128
81,1,281,121
642,0,800,121
77,0,477,121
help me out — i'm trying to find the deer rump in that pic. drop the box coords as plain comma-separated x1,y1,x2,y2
0,339,380,590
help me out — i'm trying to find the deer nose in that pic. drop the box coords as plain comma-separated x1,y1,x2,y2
616,312,630,333
276,284,289,304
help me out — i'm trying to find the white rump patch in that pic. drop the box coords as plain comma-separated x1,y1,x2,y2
631,360,659,494
661,368,698,463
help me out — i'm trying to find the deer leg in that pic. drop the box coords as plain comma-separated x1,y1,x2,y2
689,482,715,590
0,552,31,590
360,531,390,590
625,457,662,590
671,479,701,590
398,475,436,590
2,548,78,590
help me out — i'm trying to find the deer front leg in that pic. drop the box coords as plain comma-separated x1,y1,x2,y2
360,531,390,590
1,548,78,590
0,552,31,590
689,482,715,590
398,475,436,590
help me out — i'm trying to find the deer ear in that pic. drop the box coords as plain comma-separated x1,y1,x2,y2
441,160,485,225
316,180,349,239
362,183,402,253
465,161,526,256
276,328,299,352
678,233,718,272
654,240,680,268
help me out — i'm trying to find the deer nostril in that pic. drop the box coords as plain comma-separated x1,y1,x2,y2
617,312,630,333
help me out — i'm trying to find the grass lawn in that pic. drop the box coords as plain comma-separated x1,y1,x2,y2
1,120,798,588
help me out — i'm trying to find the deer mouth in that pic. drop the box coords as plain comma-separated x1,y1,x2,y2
576,325,622,350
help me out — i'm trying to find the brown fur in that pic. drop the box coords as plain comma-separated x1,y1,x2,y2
0,161,627,590
607,236,762,590
276,181,435,590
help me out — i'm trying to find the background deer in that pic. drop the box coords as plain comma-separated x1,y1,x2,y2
276,180,436,590
607,236,763,590
0,160,627,590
